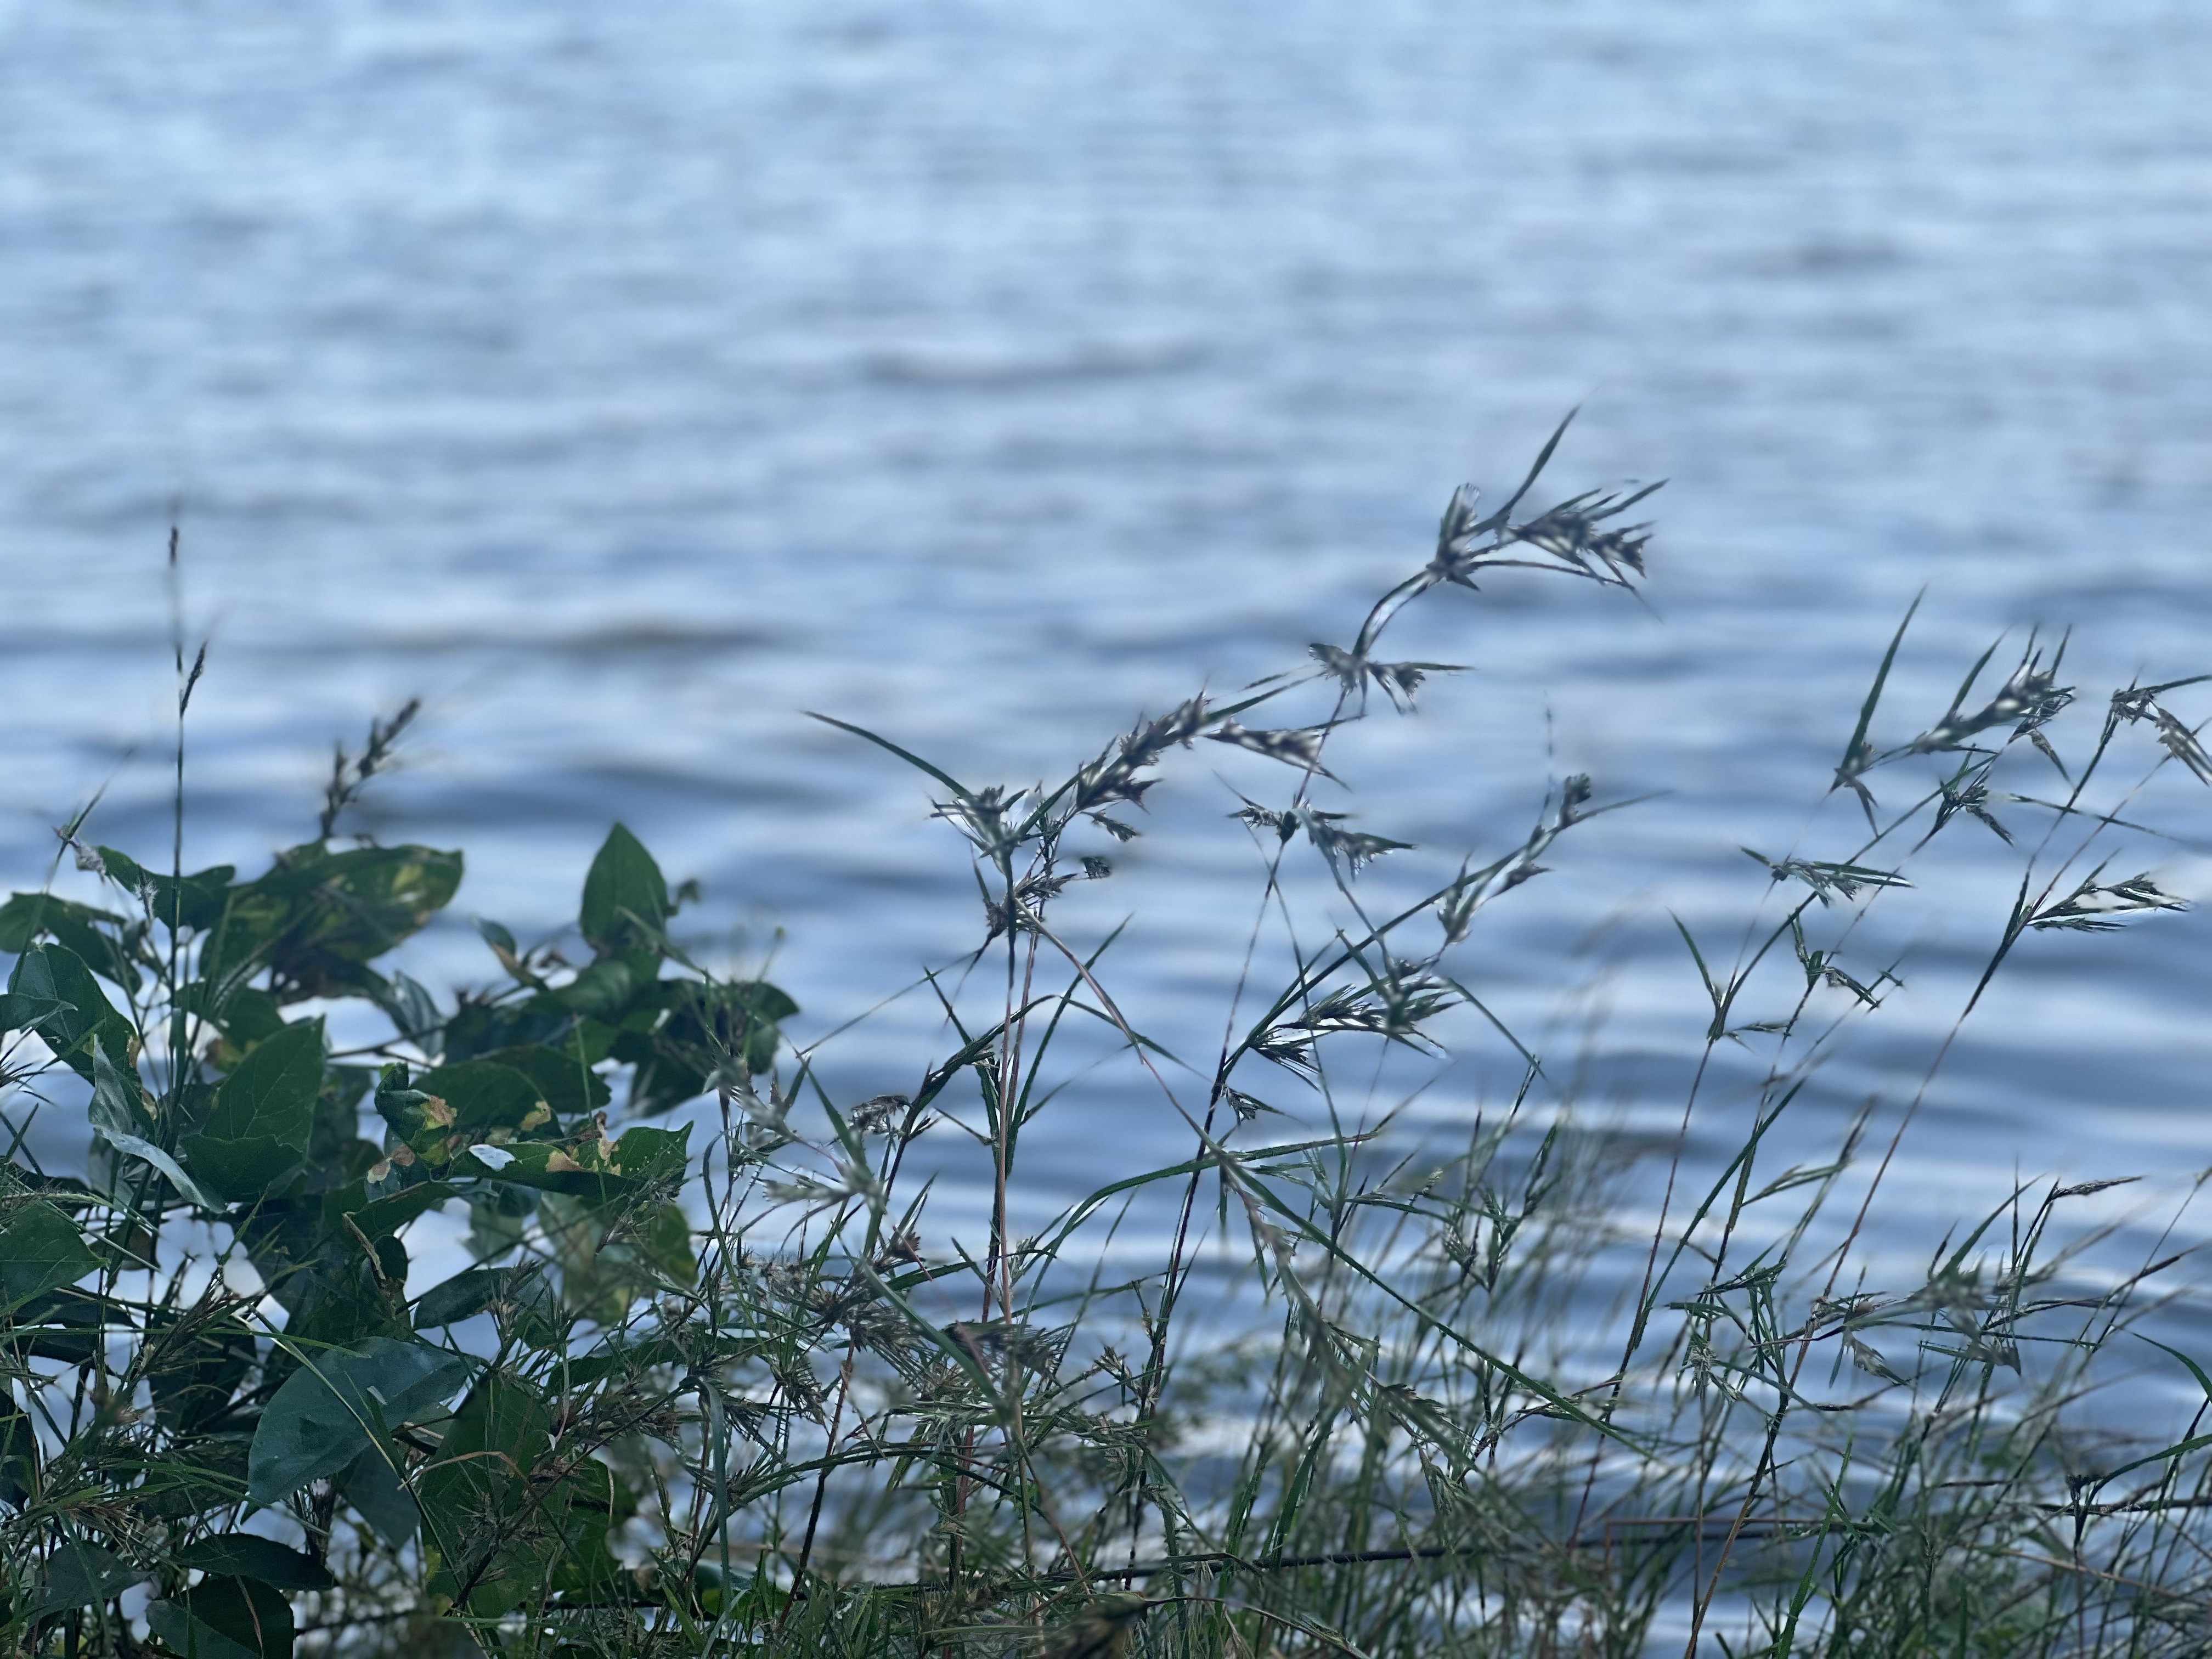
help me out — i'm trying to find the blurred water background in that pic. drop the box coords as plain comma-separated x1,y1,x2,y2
2,1,2209,1282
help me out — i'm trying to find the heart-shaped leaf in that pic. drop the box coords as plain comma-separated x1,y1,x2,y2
173,1536,334,1593
246,1338,470,1506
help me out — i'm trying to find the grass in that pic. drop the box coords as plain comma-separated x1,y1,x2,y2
3,417,2212,1659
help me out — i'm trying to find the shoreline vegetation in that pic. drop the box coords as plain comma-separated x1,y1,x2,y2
5,421,2212,1657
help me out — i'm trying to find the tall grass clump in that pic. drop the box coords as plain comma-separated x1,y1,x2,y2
4,419,2211,1658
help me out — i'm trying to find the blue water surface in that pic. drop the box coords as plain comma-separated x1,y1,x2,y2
2,0,2209,1289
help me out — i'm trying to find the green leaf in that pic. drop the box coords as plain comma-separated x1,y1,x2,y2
203,1020,325,1147
0,1397,37,1505
417,1376,628,1614
0,892,57,952
173,1536,334,1593
554,956,642,1020
337,1180,459,1244
8,944,133,1080
201,844,462,1005
416,1060,548,1135
0,991,70,1035
612,1123,692,1185
174,980,287,1048
620,978,795,1115
132,1440,251,1520
0,1199,100,1315
37,1539,148,1611
184,1020,326,1201
90,1046,223,1211
337,1442,420,1547
455,1140,639,1201
0,894,136,988
95,849,237,932
631,1200,697,1285
148,1577,294,1659
411,1267,509,1329
483,1038,612,1119
376,1061,547,1165
280,1256,410,1352
545,1458,630,1596
420,1374,554,1615
180,1137,295,1206
579,823,669,954
246,1338,470,1506
10,1287,106,1365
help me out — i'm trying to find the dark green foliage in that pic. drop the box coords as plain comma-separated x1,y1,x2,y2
0,793,800,1659
37,1542,148,1612
148,1575,295,1659
184,1019,324,1201
419,1375,626,1615
172,1537,333,1593
0,1201,101,1316
578,822,669,953
246,1339,472,1506
8,943,134,1076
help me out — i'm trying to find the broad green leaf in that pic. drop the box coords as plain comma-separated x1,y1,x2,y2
411,1267,509,1329
0,892,57,952
0,990,69,1034
185,1019,326,1200
280,1256,411,1353
182,1136,298,1206
94,849,237,932
90,1046,223,1211
416,1376,627,1613
554,955,641,1020
620,979,795,1115
441,997,590,1065
338,1442,420,1546
0,1199,99,1314
37,1539,148,1610
0,1397,36,1505
420,1374,553,1615
378,1061,545,1164
0,894,136,988
12,1286,105,1365
173,1536,334,1593
174,980,287,1048
483,1038,611,1118
148,1577,294,1659
465,1184,539,1266
455,1139,639,1201
545,1457,630,1596
9,944,133,1079
612,1123,692,1184
246,1338,470,1506
579,823,669,953
553,1334,686,1389
202,843,461,1004
631,1200,697,1285
337,1180,459,1243
417,1060,547,1134
203,1020,324,1147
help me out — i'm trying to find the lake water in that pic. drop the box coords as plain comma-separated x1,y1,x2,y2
3,0,2211,1292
